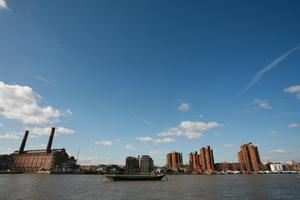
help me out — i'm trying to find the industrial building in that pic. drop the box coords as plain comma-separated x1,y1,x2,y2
10,127,77,173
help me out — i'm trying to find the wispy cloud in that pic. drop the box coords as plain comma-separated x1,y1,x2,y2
269,130,278,136
35,75,54,85
125,144,136,150
0,132,21,140
224,144,233,148
133,114,155,127
178,102,190,111
136,136,175,143
240,43,300,94
267,149,288,154
30,127,75,136
288,123,299,128
95,140,113,146
0,0,8,10
254,99,272,110
284,85,300,99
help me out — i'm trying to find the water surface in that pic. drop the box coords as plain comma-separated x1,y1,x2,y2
0,174,299,200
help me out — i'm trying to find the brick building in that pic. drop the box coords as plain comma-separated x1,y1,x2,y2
10,128,77,173
238,142,262,173
166,151,183,170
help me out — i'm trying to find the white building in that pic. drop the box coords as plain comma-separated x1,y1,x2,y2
270,163,283,172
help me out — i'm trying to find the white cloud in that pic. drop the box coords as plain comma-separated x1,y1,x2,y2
125,144,136,150
284,85,300,99
178,102,190,111
267,149,288,154
240,43,300,94
270,130,278,136
136,136,153,142
0,132,21,140
224,144,233,148
95,140,113,146
30,127,75,135
154,137,176,143
0,0,8,10
148,149,164,156
0,123,3,127
254,99,272,110
158,120,222,139
0,81,61,125
136,136,175,143
288,123,299,128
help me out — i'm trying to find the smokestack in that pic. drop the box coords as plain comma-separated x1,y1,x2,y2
46,127,55,153
19,130,29,154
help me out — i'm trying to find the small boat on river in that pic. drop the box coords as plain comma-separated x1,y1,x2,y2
105,174,166,181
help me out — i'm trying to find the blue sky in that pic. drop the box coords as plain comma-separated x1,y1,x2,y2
0,0,300,165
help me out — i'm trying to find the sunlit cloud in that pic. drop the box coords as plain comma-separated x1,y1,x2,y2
158,120,222,139
284,85,300,99
0,81,60,125
0,0,8,10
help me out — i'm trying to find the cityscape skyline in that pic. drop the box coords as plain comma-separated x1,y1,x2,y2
1,0,300,166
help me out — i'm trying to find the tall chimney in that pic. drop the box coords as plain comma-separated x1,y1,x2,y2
46,127,55,153
19,130,29,154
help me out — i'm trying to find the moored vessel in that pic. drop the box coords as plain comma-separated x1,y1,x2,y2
105,174,166,181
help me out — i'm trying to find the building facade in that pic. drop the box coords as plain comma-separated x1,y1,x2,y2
189,146,215,174
10,128,77,173
166,151,183,170
125,156,140,174
140,155,154,174
238,142,262,173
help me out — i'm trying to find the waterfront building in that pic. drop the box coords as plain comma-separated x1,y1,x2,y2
140,155,154,174
10,128,77,173
166,151,183,170
188,151,199,173
270,163,283,172
200,146,215,172
238,142,262,173
215,162,241,172
125,156,140,174
0,155,13,170
189,146,215,174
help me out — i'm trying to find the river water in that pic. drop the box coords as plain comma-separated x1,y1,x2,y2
0,174,300,200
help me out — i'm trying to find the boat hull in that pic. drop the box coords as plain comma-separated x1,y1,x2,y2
105,174,165,181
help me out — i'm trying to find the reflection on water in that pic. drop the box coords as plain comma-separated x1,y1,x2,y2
0,174,300,200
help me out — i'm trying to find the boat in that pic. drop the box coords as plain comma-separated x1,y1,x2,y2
105,174,166,181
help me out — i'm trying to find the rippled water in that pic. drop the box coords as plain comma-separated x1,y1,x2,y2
0,174,300,200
